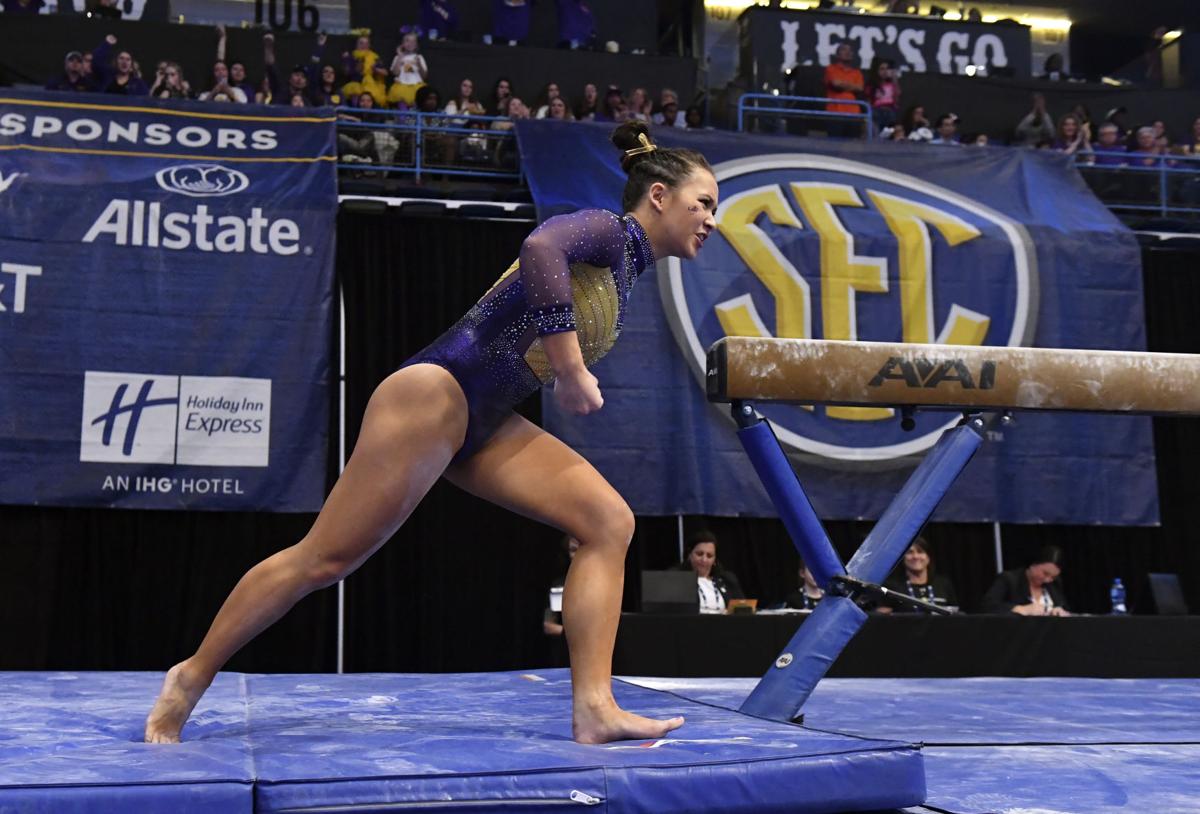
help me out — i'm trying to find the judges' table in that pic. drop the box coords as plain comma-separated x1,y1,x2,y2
614,612,1200,678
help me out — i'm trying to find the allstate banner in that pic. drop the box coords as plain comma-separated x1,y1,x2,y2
0,90,336,511
516,120,1156,524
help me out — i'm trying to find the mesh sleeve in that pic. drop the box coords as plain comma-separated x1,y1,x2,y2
518,209,626,336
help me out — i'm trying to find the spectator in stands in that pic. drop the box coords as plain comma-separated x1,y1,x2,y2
783,556,823,611
307,33,342,106
337,92,382,165
388,31,428,109
546,96,573,120
533,82,562,118
685,105,704,129
879,123,906,141
1053,114,1092,160
1071,104,1093,144
493,96,528,169
264,34,314,106
901,104,932,141
652,88,687,129
575,82,598,121
366,61,392,107
421,0,459,40
652,88,687,128
416,85,455,167
595,85,627,123
1152,120,1171,151
490,96,529,131
2,0,44,13
930,113,960,145
627,88,652,123
878,537,958,613
656,98,685,129
674,530,744,615
101,46,149,95
212,25,249,97
1041,52,1066,81
198,61,246,103
446,78,485,120
1012,93,1054,148
340,35,379,102
1131,125,1166,167
556,0,596,49
150,62,192,100
1184,117,1200,154
1092,121,1128,165
45,51,90,92
309,63,342,106
489,77,514,116
254,76,274,104
1104,106,1130,141
489,0,532,45
866,58,901,132
981,545,1070,616
824,41,864,138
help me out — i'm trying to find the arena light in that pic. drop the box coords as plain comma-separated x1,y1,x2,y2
703,0,818,11
981,13,1072,32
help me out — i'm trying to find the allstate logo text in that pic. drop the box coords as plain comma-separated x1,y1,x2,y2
156,164,250,197
660,154,1037,462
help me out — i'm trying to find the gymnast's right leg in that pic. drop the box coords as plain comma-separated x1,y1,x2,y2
144,364,468,744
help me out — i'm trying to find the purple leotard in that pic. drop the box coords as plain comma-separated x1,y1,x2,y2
402,209,656,460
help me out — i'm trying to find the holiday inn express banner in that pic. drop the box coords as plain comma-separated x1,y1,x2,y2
0,91,336,511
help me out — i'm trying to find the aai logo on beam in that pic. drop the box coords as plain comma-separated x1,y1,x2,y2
659,154,1038,463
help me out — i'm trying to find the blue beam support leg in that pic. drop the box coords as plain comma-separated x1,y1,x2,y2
733,405,844,589
733,406,985,723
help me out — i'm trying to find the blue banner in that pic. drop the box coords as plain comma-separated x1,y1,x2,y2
516,120,1157,525
0,91,336,511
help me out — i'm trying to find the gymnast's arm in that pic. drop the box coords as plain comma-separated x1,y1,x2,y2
518,209,626,414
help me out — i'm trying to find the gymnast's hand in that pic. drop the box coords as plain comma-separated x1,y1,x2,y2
554,368,604,415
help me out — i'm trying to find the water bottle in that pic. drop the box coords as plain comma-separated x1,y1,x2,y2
1110,578,1128,615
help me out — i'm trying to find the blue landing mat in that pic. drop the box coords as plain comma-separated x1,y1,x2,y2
0,670,924,814
630,676,1200,814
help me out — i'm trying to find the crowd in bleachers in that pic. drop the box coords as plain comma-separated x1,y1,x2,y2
22,9,1200,196
822,41,1200,162
32,23,710,174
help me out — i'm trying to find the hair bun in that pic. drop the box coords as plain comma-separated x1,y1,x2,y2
611,121,656,174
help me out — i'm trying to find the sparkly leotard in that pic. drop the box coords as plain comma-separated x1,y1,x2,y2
402,209,656,461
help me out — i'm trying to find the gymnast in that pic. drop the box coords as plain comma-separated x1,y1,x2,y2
145,121,718,745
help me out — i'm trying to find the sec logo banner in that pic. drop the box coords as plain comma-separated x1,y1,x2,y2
660,154,1039,462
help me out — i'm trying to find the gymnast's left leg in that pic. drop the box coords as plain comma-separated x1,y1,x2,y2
444,413,684,744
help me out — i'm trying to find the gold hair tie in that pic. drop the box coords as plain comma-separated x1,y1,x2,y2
623,132,657,159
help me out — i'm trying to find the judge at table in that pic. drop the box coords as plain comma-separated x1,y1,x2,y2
674,530,744,614
982,545,1071,616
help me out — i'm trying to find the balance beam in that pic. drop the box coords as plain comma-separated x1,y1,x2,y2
707,337,1200,415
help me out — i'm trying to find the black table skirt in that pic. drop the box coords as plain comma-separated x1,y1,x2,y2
613,613,1200,678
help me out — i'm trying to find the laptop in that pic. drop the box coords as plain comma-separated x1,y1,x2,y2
1148,573,1189,616
640,571,699,614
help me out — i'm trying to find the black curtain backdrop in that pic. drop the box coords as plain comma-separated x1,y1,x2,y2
1,211,1198,673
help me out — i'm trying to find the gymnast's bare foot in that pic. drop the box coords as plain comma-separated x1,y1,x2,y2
145,661,209,744
573,698,684,745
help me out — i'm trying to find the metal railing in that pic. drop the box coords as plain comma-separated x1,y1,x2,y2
736,93,874,139
335,108,523,183
1077,150,1200,218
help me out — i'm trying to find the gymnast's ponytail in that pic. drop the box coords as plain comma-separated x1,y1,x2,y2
610,121,712,212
